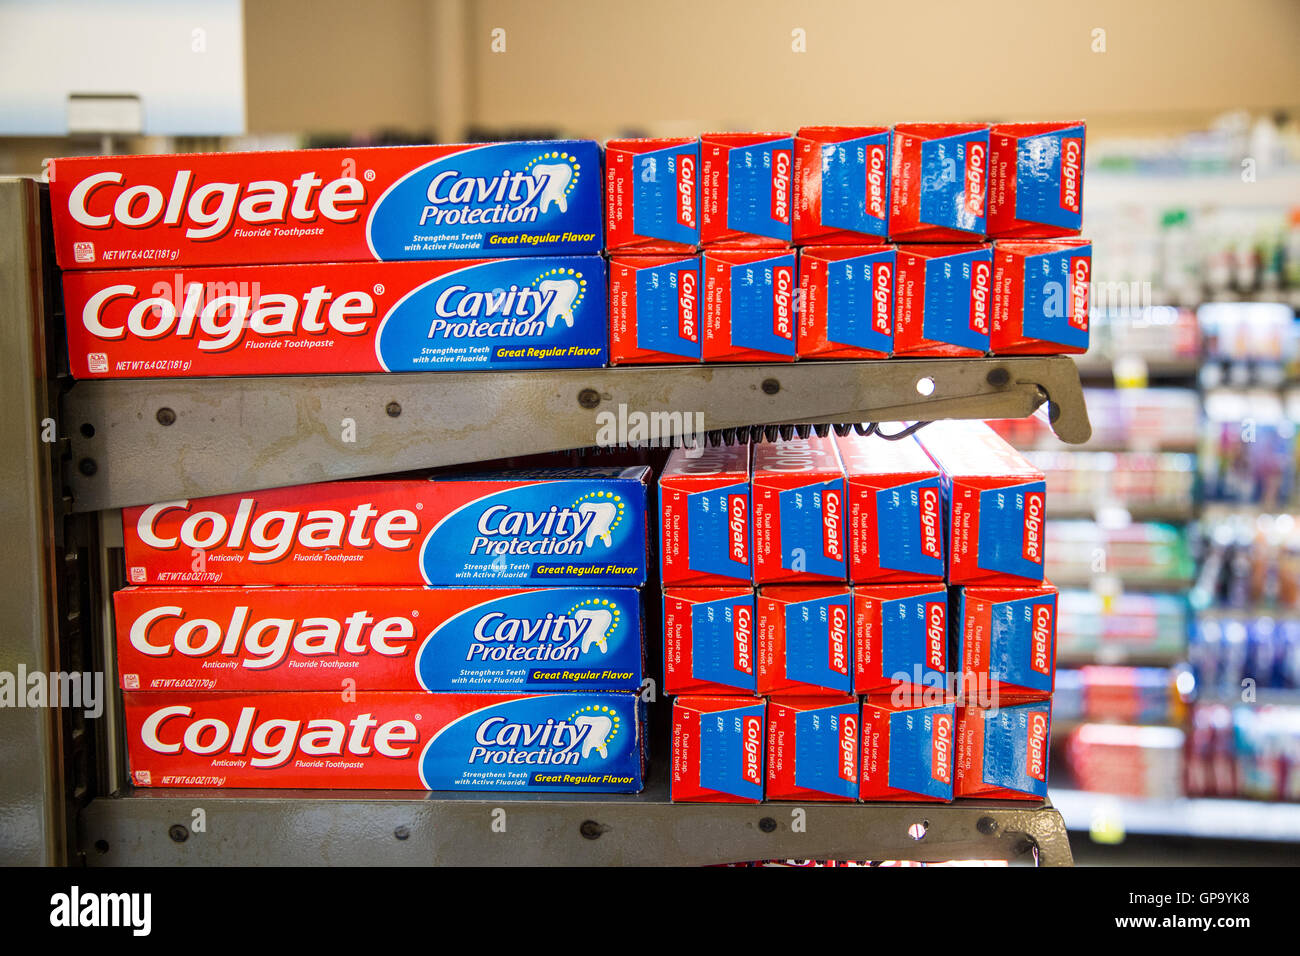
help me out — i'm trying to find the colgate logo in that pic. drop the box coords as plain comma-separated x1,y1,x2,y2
1027,712,1048,781
728,494,748,565
1068,256,1090,331
866,144,888,220
677,154,696,229
840,714,858,781
931,714,952,784
679,269,698,342
828,604,849,675
1059,138,1082,214
742,714,763,785
68,170,367,242
822,489,843,562
969,260,990,334
1031,604,1053,675
919,487,942,559
925,601,946,672
733,605,753,675
772,265,794,339
136,498,420,563
872,261,892,336
964,143,986,218
140,704,417,769
1023,492,1045,563
770,149,792,225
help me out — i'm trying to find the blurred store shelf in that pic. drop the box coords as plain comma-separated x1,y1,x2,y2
1053,788,1300,843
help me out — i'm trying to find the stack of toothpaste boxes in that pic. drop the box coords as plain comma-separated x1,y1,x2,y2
664,422,1057,804
50,141,654,792
608,122,1090,362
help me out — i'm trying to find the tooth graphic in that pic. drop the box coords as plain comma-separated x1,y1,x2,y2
573,608,613,654
538,278,580,328
533,163,574,213
574,714,613,759
577,501,618,548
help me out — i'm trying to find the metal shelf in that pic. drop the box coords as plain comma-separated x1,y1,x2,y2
78,778,1073,866
63,355,1091,513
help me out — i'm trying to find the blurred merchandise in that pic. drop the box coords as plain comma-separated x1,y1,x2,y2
1191,511,1300,611
1045,520,1195,588
1199,390,1297,506
1186,703,1300,802
1055,589,1188,663
989,388,1200,452
1026,450,1195,518
1064,723,1186,799
1189,612,1300,695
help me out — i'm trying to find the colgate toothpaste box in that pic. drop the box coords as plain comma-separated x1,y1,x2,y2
662,587,756,696
605,138,699,253
893,244,993,356
954,584,1057,699
889,123,989,241
608,255,702,364
915,420,1047,586
859,698,956,801
752,435,847,583
955,699,1051,800
853,584,950,695
835,431,944,582
797,245,895,359
991,239,1091,354
672,695,765,802
766,696,859,801
659,444,752,586
113,586,643,693
61,256,607,378
49,141,603,270
703,249,798,361
699,132,795,247
987,122,1086,239
756,586,853,696
793,126,891,244
122,467,650,587
124,690,645,791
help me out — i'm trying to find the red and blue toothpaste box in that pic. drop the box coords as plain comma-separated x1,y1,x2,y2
662,587,756,695
757,585,853,696
608,255,701,364
987,122,1085,239
954,584,1057,699
605,138,699,253
49,141,603,269
766,697,859,801
991,239,1091,354
125,690,646,791
672,696,765,803
836,430,944,582
703,249,798,361
889,123,989,241
853,584,950,695
916,420,1047,586
61,256,608,378
752,435,847,583
955,699,1051,800
659,444,752,586
122,467,650,587
797,245,895,359
699,132,795,247
859,698,956,801
894,244,993,356
113,585,644,693
793,126,891,244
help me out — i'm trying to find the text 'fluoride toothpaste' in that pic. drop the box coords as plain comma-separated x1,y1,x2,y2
954,584,1057,699
658,443,752,586
605,138,700,253
62,257,607,378
859,698,956,802
752,435,847,584
915,420,1047,586
49,141,603,269
124,690,645,791
987,122,1086,239
672,696,766,803
889,123,990,241
894,244,994,357
794,126,891,245
662,587,756,696
703,249,798,362
700,132,795,247
756,585,854,696
113,586,643,693
608,254,702,364
853,583,950,695
122,467,650,587
991,239,1091,355
798,245,895,359
955,699,1051,800
766,696,859,801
